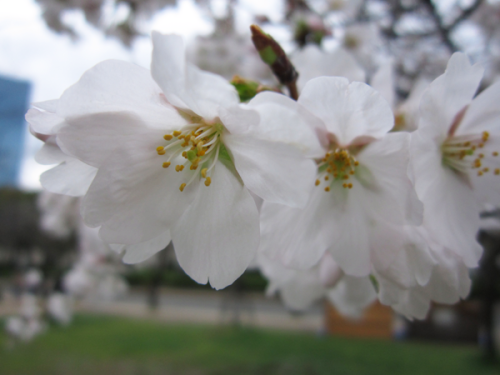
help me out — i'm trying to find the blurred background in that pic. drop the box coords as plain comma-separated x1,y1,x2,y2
1,0,500,374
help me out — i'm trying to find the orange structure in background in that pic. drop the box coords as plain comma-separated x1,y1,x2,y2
325,301,394,339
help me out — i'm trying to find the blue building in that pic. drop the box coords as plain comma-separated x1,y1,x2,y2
0,75,31,187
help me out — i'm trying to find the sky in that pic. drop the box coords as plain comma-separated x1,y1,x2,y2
0,0,283,190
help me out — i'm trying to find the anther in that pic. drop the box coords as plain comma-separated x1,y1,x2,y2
493,152,499,157
483,168,489,173
164,134,173,141
495,169,500,175
478,171,483,176
324,186,330,192
162,162,171,168
201,168,208,178
175,165,184,172
205,177,211,187
173,131,181,137
179,183,186,192
324,176,329,181
182,151,187,158
348,183,353,189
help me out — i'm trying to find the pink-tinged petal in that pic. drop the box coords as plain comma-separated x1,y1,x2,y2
327,183,371,277
298,77,394,145
26,108,64,136
358,132,423,226
172,162,259,290
40,158,97,197
83,149,197,244
292,45,366,89
419,52,483,139
113,230,171,264
326,276,376,318
259,188,334,270
58,112,164,168
218,105,260,135
151,32,238,119
458,81,500,136
58,59,186,129
224,134,317,208
247,91,326,158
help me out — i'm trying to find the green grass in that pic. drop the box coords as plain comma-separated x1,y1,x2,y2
0,314,498,375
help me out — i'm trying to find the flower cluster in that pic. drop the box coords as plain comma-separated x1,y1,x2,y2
28,32,500,319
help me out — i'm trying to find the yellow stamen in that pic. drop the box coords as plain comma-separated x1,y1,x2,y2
205,177,211,187
164,134,173,141
495,169,500,175
162,162,170,168
179,183,186,192
201,168,208,178
173,131,181,137
493,152,499,157
324,186,330,192
182,151,187,158
324,176,329,181
157,150,166,155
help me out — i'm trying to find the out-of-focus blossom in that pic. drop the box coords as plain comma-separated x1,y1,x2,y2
291,44,366,90
47,293,73,325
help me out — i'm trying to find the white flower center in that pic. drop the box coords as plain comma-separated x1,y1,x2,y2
315,147,360,192
156,119,224,191
441,131,500,177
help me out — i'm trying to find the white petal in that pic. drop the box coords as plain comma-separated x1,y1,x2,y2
298,77,394,145
326,276,376,318
58,59,186,129
358,132,423,225
83,149,196,244
33,99,58,112
370,60,394,108
151,32,238,119
458,81,500,135
172,162,260,290
218,105,260,135
58,112,163,168
259,188,334,270
327,184,372,277
118,230,172,264
418,52,483,139
26,108,64,135
247,91,326,158
35,137,66,165
412,133,482,267
224,134,316,208
40,157,97,197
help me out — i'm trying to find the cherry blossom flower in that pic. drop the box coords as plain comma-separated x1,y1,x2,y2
411,52,500,267
31,32,316,289
260,76,422,277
